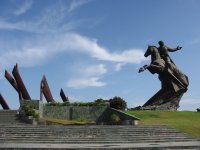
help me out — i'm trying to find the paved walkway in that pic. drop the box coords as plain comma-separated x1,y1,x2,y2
1,141,200,149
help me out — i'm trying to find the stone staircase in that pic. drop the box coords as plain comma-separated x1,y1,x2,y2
0,110,200,149
0,110,23,124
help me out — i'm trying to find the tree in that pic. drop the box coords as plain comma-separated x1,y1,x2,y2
109,96,127,110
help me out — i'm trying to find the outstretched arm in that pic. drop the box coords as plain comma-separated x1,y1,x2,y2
167,46,182,52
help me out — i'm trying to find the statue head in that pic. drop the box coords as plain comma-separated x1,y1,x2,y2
158,40,164,46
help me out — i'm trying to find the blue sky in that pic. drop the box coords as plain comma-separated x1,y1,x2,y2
0,0,200,110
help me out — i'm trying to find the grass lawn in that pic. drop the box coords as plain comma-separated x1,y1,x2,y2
127,110,200,140
43,117,89,125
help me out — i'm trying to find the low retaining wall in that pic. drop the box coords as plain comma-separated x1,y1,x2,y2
19,100,140,125
43,106,108,122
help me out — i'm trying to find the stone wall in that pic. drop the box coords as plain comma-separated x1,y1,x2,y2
19,101,140,125
43,106,109,122
43,106,70,120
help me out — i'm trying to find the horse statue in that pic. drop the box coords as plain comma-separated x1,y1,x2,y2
137,45,189,110
139,45,165,74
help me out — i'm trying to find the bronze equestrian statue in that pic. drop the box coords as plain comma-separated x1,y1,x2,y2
138,41,189,110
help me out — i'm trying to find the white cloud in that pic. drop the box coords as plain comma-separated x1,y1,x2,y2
0,33,146,70
67,77,106,88
0,0,146,70
68,0,91,13
66,64,107,88
0,47,48,70
0,15,78,34
0,21,23,30
83,64,107,76
53,33,146,64
0,0,147,88
115,63,125,71
13,0,33,15
0,1,79,34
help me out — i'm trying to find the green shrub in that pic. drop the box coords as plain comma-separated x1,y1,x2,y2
94,98,109,106
110,114,121,122
77,117,87,122
21,105,39,118
45,100,108,107
46,102,70,106
71,102,94,106
109,96,127,110
62,101,70,106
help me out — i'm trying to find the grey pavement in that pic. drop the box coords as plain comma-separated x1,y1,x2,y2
1,141,200,149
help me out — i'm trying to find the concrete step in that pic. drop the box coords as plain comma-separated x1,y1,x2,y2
2,137,193,142
0,125,198,139
0,111,29,125
0,123,199,149
0,142,200,150
0,110,21,124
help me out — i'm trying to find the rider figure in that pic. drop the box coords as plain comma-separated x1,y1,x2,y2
158,40,182,69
